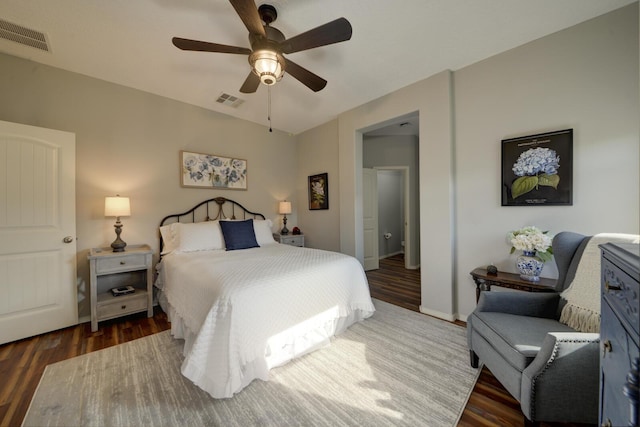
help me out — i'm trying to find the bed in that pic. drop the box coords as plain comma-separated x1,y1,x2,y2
155,197,375,398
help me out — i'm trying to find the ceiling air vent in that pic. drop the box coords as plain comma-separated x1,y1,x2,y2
215,93,244,108
0,19,50,52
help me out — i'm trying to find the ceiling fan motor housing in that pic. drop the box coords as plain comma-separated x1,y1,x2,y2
248,27,286,85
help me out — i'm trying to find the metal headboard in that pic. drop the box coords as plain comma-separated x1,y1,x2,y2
159,197,266,254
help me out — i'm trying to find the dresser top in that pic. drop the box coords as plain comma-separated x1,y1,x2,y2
600,242,639,279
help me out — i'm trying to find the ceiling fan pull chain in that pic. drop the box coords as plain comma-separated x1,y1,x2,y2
268,85,273,132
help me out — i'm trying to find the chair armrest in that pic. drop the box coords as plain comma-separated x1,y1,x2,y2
475,291,560,318
521,332,600,423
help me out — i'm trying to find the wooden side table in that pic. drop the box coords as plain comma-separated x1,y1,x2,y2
470,267,556,302
88,244,153,331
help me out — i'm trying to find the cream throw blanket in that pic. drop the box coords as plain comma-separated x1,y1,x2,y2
559,233,639,333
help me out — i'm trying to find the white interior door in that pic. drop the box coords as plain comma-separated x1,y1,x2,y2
0,120,77,344
363,168,379,271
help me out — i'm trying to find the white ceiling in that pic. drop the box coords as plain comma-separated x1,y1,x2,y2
0,0,635,135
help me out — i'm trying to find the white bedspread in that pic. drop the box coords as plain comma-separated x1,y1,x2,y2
158,244,375,398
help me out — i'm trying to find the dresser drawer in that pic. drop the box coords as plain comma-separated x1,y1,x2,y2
602,256,640,341
96,292,148,319
600,300,638,426
95,253,147,274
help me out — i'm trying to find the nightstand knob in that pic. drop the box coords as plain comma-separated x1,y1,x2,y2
120,261,126,265
121,305,127,310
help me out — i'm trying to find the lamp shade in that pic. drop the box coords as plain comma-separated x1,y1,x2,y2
278,201,292,215
105,196,131,217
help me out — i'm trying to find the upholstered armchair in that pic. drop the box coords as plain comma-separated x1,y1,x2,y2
467,231,600,425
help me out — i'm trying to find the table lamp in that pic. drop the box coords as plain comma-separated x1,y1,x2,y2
105,195,131,252
278,201,292,235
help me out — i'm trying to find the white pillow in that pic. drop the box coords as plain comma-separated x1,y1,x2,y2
160,223,179,255
253,219,275,246
173,221,225,252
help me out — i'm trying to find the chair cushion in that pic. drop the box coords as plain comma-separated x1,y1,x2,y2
471,312,576,371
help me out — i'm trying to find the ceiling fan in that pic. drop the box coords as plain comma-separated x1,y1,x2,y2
172,0,352,94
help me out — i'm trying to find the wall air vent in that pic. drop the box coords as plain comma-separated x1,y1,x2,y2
215,93,244,108
0,19,50,52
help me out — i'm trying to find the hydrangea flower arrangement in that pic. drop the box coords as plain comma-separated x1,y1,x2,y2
507,226,554,262
511,147,560,199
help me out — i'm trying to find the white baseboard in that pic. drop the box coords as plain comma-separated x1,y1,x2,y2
419,306,456,322
378,251,404,260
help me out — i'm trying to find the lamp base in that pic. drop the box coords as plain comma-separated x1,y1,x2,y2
281,215,289,235
111,239,127,252
111,221,127,252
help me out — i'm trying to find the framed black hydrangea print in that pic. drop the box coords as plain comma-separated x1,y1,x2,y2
501,129,573,206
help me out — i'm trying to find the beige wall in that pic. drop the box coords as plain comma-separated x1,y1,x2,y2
335,70,456,320
296,120,341,251
298,3,639,320
0,3,637,324
453,3,639,318
0,53,298,318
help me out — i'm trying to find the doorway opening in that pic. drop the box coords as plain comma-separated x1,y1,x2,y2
361,112,420,271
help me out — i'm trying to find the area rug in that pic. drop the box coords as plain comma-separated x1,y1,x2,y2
23,300,479,427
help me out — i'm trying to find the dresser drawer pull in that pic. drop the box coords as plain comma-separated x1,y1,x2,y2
120,261,126,265
602,340,612,357
121,305,127,310
604,281,622,292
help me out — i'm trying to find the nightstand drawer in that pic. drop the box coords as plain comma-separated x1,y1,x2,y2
273,233,304,247
97,292,148,319
96,253,147,273
280,235,302,246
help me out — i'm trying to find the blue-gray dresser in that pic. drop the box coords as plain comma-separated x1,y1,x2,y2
600,242,640,427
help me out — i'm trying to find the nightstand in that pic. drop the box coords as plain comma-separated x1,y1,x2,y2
88,244,153,332
273,233,304,247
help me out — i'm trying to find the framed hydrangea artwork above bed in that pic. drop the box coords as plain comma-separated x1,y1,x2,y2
501,129,572,206
181,150,247,190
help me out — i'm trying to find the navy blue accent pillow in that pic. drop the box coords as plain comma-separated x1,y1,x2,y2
219,219,260,251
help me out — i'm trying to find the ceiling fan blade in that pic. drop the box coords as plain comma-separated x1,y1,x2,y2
284,58,327,92
229,0,266,37
172,37,251,55
280,18,352,54
239,72,260,93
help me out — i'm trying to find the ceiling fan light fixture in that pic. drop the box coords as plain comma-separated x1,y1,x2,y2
249,49,285,86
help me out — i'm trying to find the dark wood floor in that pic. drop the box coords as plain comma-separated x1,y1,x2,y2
0,310,171,427
0,255,592,427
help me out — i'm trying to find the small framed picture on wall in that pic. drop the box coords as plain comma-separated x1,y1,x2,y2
308,173,329,210
501,129,573,206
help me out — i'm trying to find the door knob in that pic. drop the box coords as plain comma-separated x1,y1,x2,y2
63,236,74,243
